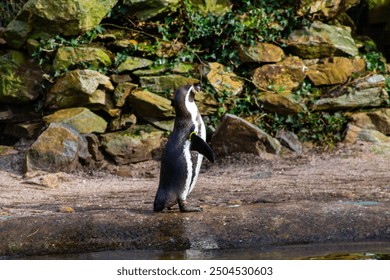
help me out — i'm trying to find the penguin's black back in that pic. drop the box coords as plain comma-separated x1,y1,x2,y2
154,125,191,211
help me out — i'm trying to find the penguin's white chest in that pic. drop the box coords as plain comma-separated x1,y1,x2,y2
180,94,205,200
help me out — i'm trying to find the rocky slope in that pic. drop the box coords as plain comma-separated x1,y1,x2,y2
0,0,389,174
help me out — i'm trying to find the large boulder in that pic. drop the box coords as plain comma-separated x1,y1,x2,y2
238,42,285,63
5,0,118,48
211,114,281,156
122,0,180,20
252,57,306,94
0,50,43,103
276,129,302,154
349,109,390,135
187,0,232,16
313,74,389,111
257,92,306,115
194,91,218,116
109,113,137,131
287,21,359,59
297,0,360,20
43,107,108,134
24,123,90,173
307,57,365,86
46,69,114,109
139,75,199,94
53,46,112,71
116,56,154,73
128,89,174,119
344,124,390,144
100,125,165,164
202,62,244,96
113,82,138,107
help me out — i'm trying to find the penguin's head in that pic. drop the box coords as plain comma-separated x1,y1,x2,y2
173,84,201,118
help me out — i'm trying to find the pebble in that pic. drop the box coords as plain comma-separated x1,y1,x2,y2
58,206,75,213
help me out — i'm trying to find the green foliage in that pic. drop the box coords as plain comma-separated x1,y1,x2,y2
28,1,356,147
361,40,387,73
258,110,348,146
148,0,300,67
214,88,257,118
0,0,27,27
32,25,107,73
254,79,348,146
364,51,387,73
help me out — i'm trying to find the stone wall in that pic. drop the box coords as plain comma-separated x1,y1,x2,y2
0,0,389,173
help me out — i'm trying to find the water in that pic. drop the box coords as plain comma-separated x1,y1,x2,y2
3,241,390,260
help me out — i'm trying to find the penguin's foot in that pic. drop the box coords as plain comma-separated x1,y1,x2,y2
178,200,203,213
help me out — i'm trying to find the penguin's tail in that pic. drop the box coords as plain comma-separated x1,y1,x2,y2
153,199,165,212
153,189,166,212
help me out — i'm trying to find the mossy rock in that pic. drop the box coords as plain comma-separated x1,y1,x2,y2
0,50,43,103
43,107,108,134
53,46,112,71
5,0,118,48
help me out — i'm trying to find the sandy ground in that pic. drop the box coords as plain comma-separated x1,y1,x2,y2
1,142,390,258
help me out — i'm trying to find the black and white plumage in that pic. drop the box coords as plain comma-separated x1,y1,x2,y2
153,84,215,212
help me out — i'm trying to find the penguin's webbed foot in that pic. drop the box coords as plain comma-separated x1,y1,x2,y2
178,200,203,213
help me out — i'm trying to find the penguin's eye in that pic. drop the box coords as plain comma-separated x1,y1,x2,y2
193,84,201,92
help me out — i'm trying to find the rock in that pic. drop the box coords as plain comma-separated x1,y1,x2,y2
46,69,114,109
109,113,137,131
0,106,41,123
24,123,91,173
4,122,42,139
90,90,120,117
187,0,231,16
287,21,359,59
145,119,174,131
85,133,105,161
202,62,244,96
128,89,174,119
26,38,40,56
58,206,75,213
297,0,360,20
172,62,194,74
307,57,365,86
43,107,107,134
195,91,219,116
313,74,389,111
53,46,112,71
116,56,154,73
113,82,137,107
5,0,118,49
344,124,390,144
0,145,18,157
211,114,281,156
257,92,305,115
100,125,165,164
238,42,285,63
252,57,307,94
110,74,132,84
0,50,43,104
276,129,302,154
122,0,180,20
133,65,169,76
349,109,390,135
23,173,60,188
139,75,199,94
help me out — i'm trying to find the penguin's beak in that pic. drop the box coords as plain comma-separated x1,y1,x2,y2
193,84,201,93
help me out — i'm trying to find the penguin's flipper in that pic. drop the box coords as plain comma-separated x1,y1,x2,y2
189,133,215,163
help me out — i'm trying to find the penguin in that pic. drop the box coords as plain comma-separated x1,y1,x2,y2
153,84,215,212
